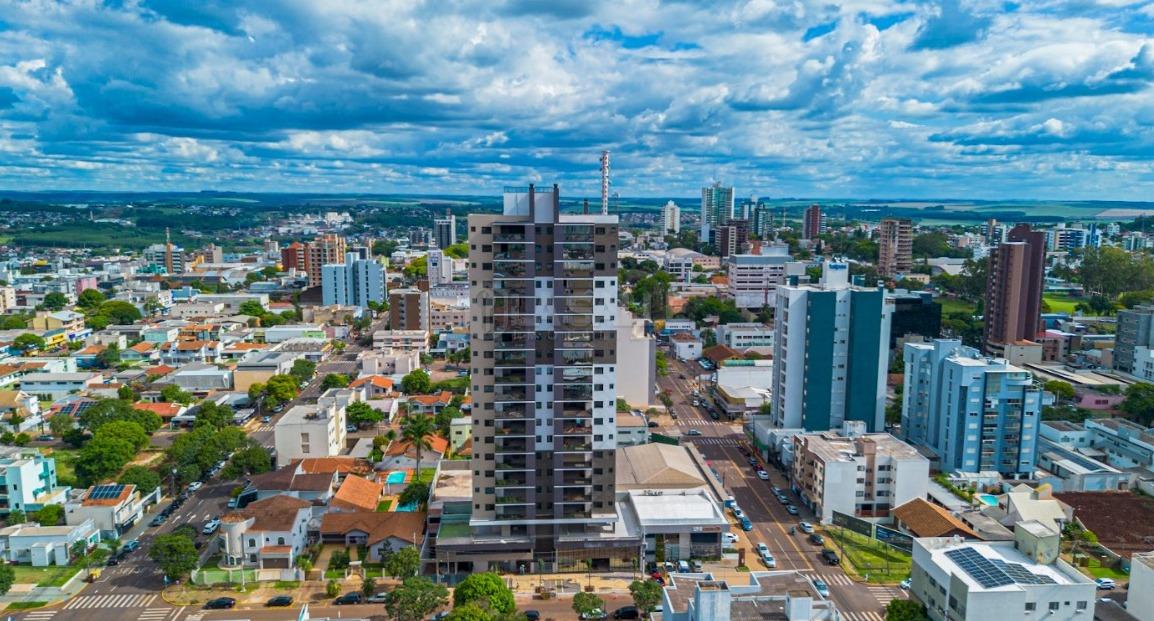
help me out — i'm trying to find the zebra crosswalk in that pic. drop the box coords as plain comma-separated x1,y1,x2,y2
254,423,274,432
867,585,901,605
63,593,159,609
689,437,742,446
842,611,884,621
800,570,854,587
678,418,733,426
20,610,56,621
140,607,178,621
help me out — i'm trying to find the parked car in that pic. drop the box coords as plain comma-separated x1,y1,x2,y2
756,543,769,555
613,606,640,619
267,596,294,607
334,593,364,605
722,532,739,544
202,518,221,535
686,428,702,436
1096,578,1116,590
798,522,815,534
808,533,825,546
523,612,540,621
227,497,239,509
785,505,799,515
579,610,608,621
756,470,770,480
346,424,357,433
187,481,203,492
149,514,167,527
761,552,776,568
821,549,840,566
812,578,830,598
121,539,141,553
205,598,236,610
36,434,53,442
262,415,272,423
899,578,911,590
740,517,753,531
366,593,390,603
105,555,120,566
731,507,745,520
723,497,736,509
647,421,659,428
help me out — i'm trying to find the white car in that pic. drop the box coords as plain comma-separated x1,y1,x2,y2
812,578,829,598
798,521,815,534
756,470,770,480
761,552,776,568
187,481,203,492
756,543,769,555
202,518,221,535
731,507,745,520
899,578,911,590
723,533,739,544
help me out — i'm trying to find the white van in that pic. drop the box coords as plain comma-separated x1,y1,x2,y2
677,560,690,573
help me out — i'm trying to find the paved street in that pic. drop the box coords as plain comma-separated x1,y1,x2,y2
656,350,900,621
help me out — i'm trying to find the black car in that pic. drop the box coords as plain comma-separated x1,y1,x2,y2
205,598,236,610
613,606,640,620
808,533,825,546
267,596,294,607
821,549,840,565
334,593,363,605
149,514,166,527
524,612,540,621
106,555,120,566
647,421,659,428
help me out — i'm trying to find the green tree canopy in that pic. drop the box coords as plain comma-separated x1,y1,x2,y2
222,444,273,479
289,359,316,385
12,333,45,353
628,579,663,613
384,576,448,621
42,292,68,311
0,563,13,596
78,399,162,434
119,465,162,495
1121,382,1154,426
885,599,930,621
149,532,199,580
453,572,515,614
401,413,436,479
194,401,234,429
321,373,351,390
34,504,64,526
160,384,195,405
77,288,106,310
1044,380,1076,402
97,300,142,325
347,401,385,428
572,591,605,617
401,369,432,394
383,545,421,579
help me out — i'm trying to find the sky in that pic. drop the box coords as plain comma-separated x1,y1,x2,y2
1,0,1153,200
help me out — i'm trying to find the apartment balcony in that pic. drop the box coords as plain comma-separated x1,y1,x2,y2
496,456,531,471
555,315,594,331
558,350,594,366
560,491,590,503
556,333,593,347
556,281,594,296
494,370,530,385
495,353,530,367
493,298,535,315
559,228,594,243
559,473,592,486
495,489,531,505
558,424,592,435
496,437,532,453
557,438,592,452
493,316,536,332
558,385,593,401
494,261,532,279
494,245,531,260
559,507,591,519
495,474,530,488
493,280,534,296
555,298,594,314
557,246,594,261
557,367,593,383
493,230,528,242
495,336,534,350
494,386,530,402
494,406,531,420
496,507,530,520
558,456,593,470
558,261,594,279
558,405,593,419
495,421,531,436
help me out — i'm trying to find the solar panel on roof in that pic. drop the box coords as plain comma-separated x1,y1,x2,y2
89,484,125,500
991,559,1057,585
945,548,1014,589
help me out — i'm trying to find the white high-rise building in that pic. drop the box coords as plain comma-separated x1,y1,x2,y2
427,249,453,286
700,183,734,240
661,200,681,235
433,211,457,249
320,253,387,309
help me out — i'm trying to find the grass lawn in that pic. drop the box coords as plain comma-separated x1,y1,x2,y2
11,564,81,587
6,602,49,610
48,448,81,488
1080,557,1129,582
826,527,912,584
939,298,977,316
415,469,435,485
377,500,393,512
1044,295,1082,314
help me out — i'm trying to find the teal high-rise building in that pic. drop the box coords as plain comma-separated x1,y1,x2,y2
771,261,892,432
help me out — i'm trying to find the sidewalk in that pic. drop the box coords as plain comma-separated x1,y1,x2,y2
0,570,91,610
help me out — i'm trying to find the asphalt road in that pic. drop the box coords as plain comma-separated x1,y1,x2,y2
656,350,901,621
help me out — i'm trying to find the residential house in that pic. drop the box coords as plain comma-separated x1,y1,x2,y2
133,402,187,424
30,311,86,334
0,390,42,433
659,572,841,621
292,457,375,480
671,332,703,361
983,484,1072,535
20,373,102,402
120,341,159,364
220,495,312,568
448,416,471,452
158,340,223,366
64,484,150,539
0,518,100,566
616,412,650,447
319,511,427,563
168,363,232,392
0,448,70,516
233,351,299,392
892,498,978,539
272,402,348,467
406,391,453,415
243,467,337,505
349,375,396,399
329,475,384,512
380,434,449,472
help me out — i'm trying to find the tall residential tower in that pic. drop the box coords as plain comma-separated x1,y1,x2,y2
877,218,913,278
700,182,735,240
983,224,1045,355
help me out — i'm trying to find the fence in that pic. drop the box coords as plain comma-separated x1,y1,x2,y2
191,567,299,585
831,511,913,553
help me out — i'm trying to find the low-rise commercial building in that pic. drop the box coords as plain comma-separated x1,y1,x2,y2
64,484,151,540
273,402,348,466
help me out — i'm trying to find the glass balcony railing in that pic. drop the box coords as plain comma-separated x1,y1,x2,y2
558,438,592,452
558,386,593,401
494,386,530,402
495,422,530,436
495,336,534,350
555,315,594,331
495,489,531,504
555,298,594,314
496,507,530,520
495,475,530,488
494,261,531,278
493,316,536,332
494,371,530,385
558,456,593,469
496,457,530,471
496,438,531,453
493,280,534,295
559,474,592,486
494,405,530,419
493,298,535,315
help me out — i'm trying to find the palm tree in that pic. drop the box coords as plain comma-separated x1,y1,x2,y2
400,414,436,480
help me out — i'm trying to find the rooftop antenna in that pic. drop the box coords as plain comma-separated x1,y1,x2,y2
599,150,610,215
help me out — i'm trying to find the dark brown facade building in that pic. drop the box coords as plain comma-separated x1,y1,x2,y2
456,184,635,573
387,288,429,331
877,218,913,278
983,224,1046,354
803,204,823,240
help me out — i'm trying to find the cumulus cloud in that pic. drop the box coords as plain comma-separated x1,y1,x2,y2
0,0,1150,198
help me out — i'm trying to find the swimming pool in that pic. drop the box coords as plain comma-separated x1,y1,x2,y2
977,494,999,507
385,471,407,485
395,501,419,512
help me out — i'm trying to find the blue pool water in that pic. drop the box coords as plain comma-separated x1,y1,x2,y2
396,501,419,512
978,494,999,507
385,471,407,485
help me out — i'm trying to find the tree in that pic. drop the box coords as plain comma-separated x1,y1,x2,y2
117,385,137,402
7,509,26,525
76,434,137,484
1044,380,1076,403
150,532,198,580
77,399,161,434
401,414,436,480
42,292,68,311
77,288,106,310
572,591,605,618
119,466,162,495
12,333,46,354
403,256,428,280
49,412,75,437
347,402,385,428
222,444,272,479
238,300,266,317
97,300,142,325
34,504,63,526
401,369,433,395
434,405,461,437
398,480,430,508
160,384,194,405
97,420,149,451
264,374,300,403
383,545,421,579
94,343,121,369
384,576,449,621
885,599,930,621
194,401,234,429
321,373,351,390
326,579,342,598
628,579,662,614
1121,382,1154,426
453,572,514,614
289,359,316,385
362,577,379,597
0,563,13,596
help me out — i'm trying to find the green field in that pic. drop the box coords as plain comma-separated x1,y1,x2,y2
6,602,49,610
49,448,80,487
826,527,912,584
939,298,977,316
1044,295,1082,314
11,564,81,587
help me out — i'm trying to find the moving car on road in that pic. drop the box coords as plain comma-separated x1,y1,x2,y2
334,593,364,605
808,533,825,546
756,470,770,480
202,518,221,535
812,578,829,598
821,549,840,565
1096,578,1116,590
187,481,203,492
686,429,702,436
785,505,799,515
798,522,815,534
267,596,294,607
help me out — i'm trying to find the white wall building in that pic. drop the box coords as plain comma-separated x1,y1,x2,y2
273,402,348,466
714,322,774,351
726,247,802,309
662,200,681,235
321,253,387,309
1129,551,1154,621
616,308,656,408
